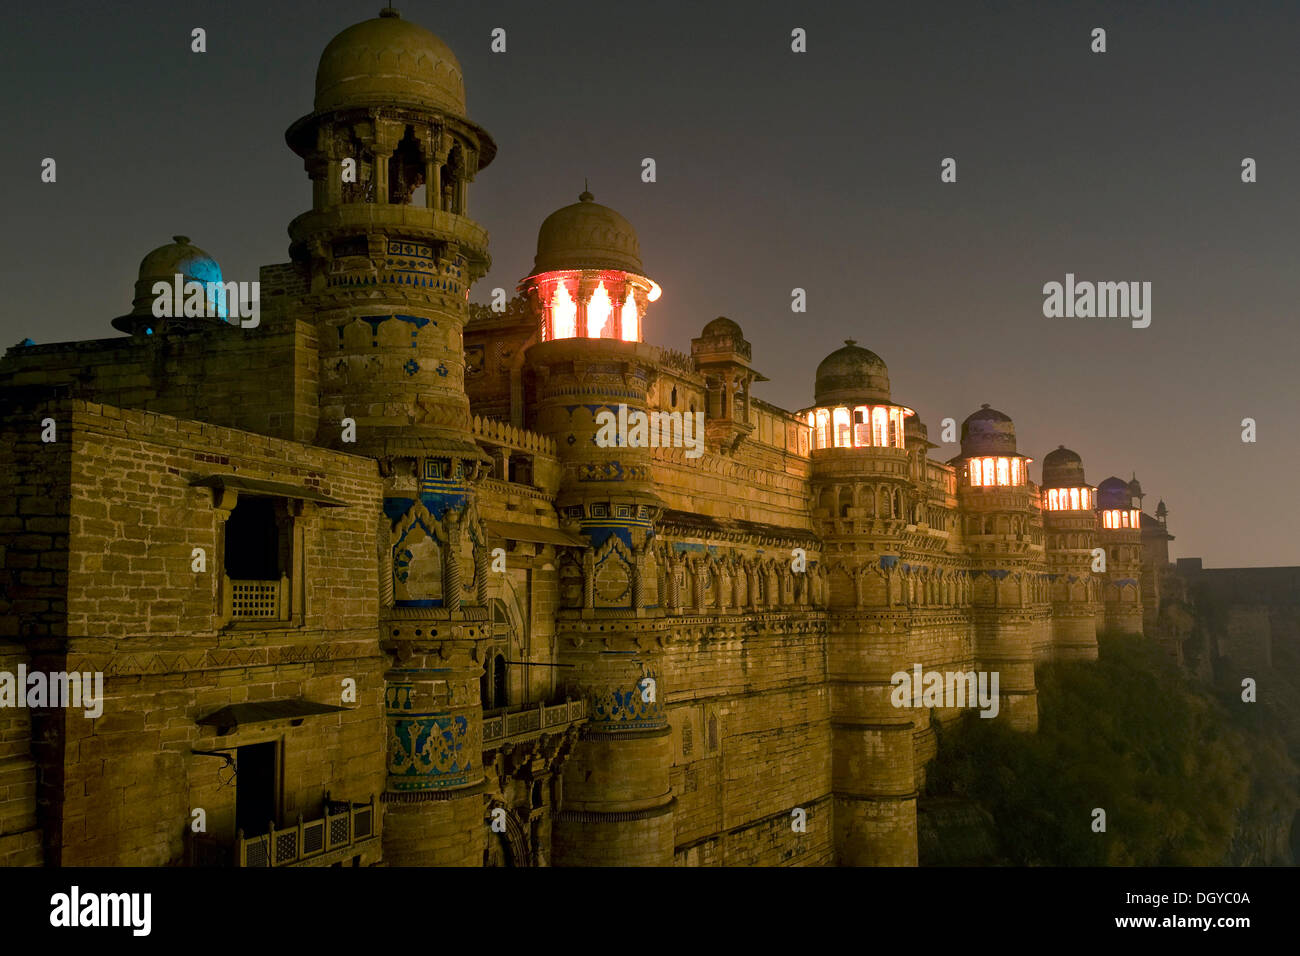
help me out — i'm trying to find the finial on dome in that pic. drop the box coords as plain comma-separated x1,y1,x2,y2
981,403,990,409
173,235,190,245
379,6,400,18
1058,444,1065,449
579,181,594,203
844,338,856,346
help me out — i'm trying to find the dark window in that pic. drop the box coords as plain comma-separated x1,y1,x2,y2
224,498,280,579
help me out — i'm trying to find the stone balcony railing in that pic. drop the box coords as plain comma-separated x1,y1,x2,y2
470,415,557,459
481,698,587,746
236,795,377,867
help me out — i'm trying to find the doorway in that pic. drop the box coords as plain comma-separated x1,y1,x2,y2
235,741,278,837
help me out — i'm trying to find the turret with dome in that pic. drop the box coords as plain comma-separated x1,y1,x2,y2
519,189,660,343
801,340,914,451
953,404,1032,488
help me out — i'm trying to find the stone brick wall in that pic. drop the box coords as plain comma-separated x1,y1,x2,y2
0,313,320,445
2,397,386,865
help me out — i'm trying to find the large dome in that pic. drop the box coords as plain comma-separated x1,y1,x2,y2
814,340,891,405
531,190,645,275
960,404,1017,457
112,236,227,333
314,8,467,116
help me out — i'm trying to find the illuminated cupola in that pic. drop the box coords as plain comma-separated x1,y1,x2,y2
953,404,1032,487
519,189,660,343
111,236,231,336
802,340,915,451
1040,445,1094,512
1097,476,1141,530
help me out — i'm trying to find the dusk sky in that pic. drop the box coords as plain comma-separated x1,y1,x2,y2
3,0,1298,567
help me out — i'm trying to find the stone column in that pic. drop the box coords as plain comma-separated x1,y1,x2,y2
475,537,490,607
582,550,595,610
442,511,461,609
631,543,644,610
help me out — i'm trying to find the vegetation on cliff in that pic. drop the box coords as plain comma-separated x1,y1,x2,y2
922,632,1297,865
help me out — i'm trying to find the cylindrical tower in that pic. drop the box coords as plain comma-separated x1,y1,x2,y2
285,7,498,865
803,341,919,866
953,405,1043,731
520,192,674,866
1096,476,1145,636
1040,446,1100,660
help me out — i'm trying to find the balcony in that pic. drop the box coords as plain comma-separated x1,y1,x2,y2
482,699,588,746
236,795,378,867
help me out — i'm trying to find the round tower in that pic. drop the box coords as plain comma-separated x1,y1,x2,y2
286,5,496,459
1040,446,1100,660
286,7,497,866
1096,476,1145,635
521,191,674,866
952,405,1044,731
803,340,919,866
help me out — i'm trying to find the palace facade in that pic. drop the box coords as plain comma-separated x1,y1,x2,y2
0,8,1177,867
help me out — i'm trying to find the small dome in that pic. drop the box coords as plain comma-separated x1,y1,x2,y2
315,8,467,117
1042,445,1086,487
1097,476,1131,509
1128,475,1144,498
530,190,645,275
814,339,891,405
112,236,227,334
702,316,743,337
960,404,1017,457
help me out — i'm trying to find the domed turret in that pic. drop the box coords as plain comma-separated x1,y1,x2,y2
1040,445,1094,511
1096,476,1130,510
952,405,1032,487
960,404,1017,458
802,341,913,451
701,316,743,338
1042,445,1085,488
521,190,659,343
315,7,466,117
111,236,228,334
814,339,891,406
532,190,645,275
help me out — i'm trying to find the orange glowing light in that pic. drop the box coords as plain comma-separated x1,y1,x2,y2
620,293,639,342
589,281,614,337
551,281,576,339
647,280,662,302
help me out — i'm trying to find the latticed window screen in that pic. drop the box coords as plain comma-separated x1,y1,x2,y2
275,831,298,864
230,580,279,618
